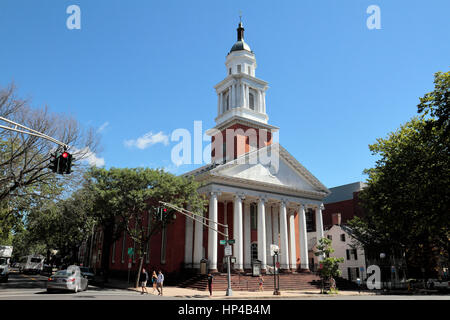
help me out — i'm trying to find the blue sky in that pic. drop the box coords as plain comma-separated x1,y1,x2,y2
0,0,449,188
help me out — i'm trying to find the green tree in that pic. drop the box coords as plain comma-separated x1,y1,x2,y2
315,237,344,294
0,83,100,240
87,167,206,286
349,71,449,277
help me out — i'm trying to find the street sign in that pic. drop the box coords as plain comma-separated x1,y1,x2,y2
224,245,232,256
220,240,227,245
228,239,235,245
128,248,134,256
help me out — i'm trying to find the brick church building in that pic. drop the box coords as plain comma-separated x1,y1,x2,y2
80,21,331,280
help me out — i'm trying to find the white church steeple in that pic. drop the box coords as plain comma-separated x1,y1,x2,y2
214,20,270,127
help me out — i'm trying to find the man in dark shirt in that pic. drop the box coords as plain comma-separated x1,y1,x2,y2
140,268,149,294
207,273,214,296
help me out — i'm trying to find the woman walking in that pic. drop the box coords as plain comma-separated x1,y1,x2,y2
151,270,158,294
258,275,264,291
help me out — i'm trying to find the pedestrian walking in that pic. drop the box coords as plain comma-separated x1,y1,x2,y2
151,270,158,294
140,268,149,294
207,273,214,296
356,278,361,294
156,270,164,296
258,275,264,291
330,277,336,292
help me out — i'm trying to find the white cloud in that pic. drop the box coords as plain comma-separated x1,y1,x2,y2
97,121,109,133
124,131,169,150
72,147,105,167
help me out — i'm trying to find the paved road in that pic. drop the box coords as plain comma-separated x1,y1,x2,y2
0,272,182,300
1,272,449,300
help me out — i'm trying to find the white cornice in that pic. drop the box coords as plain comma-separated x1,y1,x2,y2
208,115,279,134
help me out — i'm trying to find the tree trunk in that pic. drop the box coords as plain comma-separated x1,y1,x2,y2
135,256,144,289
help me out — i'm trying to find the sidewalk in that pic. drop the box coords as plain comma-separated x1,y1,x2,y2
100,278,376,299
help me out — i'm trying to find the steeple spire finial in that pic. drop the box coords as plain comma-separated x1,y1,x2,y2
237,12,244,41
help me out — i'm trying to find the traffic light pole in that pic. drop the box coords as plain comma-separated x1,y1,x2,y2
224,225,232,297
0,116,69,149
159,201,233,296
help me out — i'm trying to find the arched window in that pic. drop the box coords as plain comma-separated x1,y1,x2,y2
249,92,255,110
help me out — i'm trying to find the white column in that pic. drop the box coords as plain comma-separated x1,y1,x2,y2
230,83,235,109
265,205,273,264
245,85,249,109
279,201,290,270
258,90,262,113
233,194,244,271
262,91,266,113
184,205,194,268
316,204,325,261
240,82,245,108
257,197,267,270
219,92,223,114
193,209,204,269
243,202,251,269
298,204,309,270
288,209,297,270
208,192,219,271
272,206,279,247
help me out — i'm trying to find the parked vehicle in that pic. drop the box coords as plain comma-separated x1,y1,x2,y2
80,267,95,282
18,254,45,274
47,265,88,293
0,246,13,282
427,278,450,291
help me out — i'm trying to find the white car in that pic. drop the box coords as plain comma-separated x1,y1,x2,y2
46,265,88,293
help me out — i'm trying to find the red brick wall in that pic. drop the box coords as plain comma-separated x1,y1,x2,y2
211,123,273,161
322,191,365,229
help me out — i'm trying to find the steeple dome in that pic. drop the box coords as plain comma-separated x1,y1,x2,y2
229,21,252,54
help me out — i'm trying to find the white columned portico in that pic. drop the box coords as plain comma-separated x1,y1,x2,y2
193,209,204,269
298,204,309,271
208,192,220,271
243,202,251,269
288,209,297,270
315,204,325,261
257,197,267,270
279,200,290,270
184,205,194,268
233,194,244,271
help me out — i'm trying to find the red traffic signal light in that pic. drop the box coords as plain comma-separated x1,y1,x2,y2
163,208,167,213
62,152,69,158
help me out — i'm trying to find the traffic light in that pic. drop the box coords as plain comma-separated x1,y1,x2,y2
48,154,58,173
60,151,73,174
48,151,73,174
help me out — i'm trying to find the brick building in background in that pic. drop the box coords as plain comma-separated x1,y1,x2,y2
322,181,367,229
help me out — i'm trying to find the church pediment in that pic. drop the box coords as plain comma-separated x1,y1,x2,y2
209,144,329,195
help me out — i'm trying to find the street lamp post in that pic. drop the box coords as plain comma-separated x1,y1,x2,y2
273,252,280,295
380,252,386,292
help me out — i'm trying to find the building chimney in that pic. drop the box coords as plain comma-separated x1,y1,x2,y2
332,213,341,226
